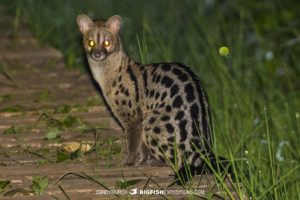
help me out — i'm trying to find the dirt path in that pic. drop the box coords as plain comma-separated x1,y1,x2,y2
0,7,242,200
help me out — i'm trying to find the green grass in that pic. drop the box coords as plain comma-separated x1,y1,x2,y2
1,0,300,199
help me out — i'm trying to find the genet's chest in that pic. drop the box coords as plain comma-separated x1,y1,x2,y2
104,74,139,121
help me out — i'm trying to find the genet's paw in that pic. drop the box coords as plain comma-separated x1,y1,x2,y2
134,154,148,167
122,155,136,166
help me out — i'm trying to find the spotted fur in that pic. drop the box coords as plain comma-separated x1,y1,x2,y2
77,14,227,182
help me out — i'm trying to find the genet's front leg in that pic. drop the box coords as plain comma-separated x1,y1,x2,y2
134,139,149,166
122,124,143,166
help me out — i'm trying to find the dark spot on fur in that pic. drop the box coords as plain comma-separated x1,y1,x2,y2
185,83,195,102
152,73,157,82
190,103,199,120
155,74,161,83
115,100,119,105
172,67,188,82
124,89,129,96
127,65,139,102
121,100,126,105
158,147,164,154
190,103,201,136
161,115,170,121
161,144,168,151
143,70,149,96
179,143,186,150
161,92,167,101
155,91,160,100
165,105,172,112
150,90,155,98
165,123,174,133
118,75,122,82
151,64,159,75
179,120,188,142
175,111,185,120
159,155,165,163
120,86,125,93
191,122,199,136
170,84,179,98
161,64,171,71
167,137,175,143
191,139,202,151
172,96,183,108
153,126,161,134
149,117,156,124
161,76,174,88
151,139,158,146
159,102,165,108
128,100,132,108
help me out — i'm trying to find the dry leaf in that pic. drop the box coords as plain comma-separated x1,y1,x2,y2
61,142,91,153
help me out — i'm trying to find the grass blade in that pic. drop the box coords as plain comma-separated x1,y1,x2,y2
58,184,71,200
0,63,18,87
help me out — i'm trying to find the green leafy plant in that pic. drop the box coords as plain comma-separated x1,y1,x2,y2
0,95,11,103
56,149,84,163
30,176,48,195
36,113,89,140
3,125,31,135
115,178,142,189
45,128,62,140
54,105,72,114
0,181,10,193
3,126,19,135
36,89,51,102
56,152,70,163
1,105,24,113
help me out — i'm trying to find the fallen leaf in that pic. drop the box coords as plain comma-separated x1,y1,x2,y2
62,142,91,153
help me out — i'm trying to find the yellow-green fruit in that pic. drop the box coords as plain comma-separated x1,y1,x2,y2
219,46,229,56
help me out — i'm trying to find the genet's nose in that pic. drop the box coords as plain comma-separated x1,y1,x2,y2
94,52,101,58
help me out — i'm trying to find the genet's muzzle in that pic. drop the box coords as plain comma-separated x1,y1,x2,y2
91,47,107,61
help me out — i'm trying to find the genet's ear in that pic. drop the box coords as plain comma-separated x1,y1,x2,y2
105,15,122,34
77,14,94,34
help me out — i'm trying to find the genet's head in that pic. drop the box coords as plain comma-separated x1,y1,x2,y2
77,14,122,62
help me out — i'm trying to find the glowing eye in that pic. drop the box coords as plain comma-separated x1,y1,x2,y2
103,40,110,47
88,40,95,47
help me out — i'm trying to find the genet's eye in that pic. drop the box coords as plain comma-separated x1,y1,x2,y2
88,39,95,47
103,40,110,47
